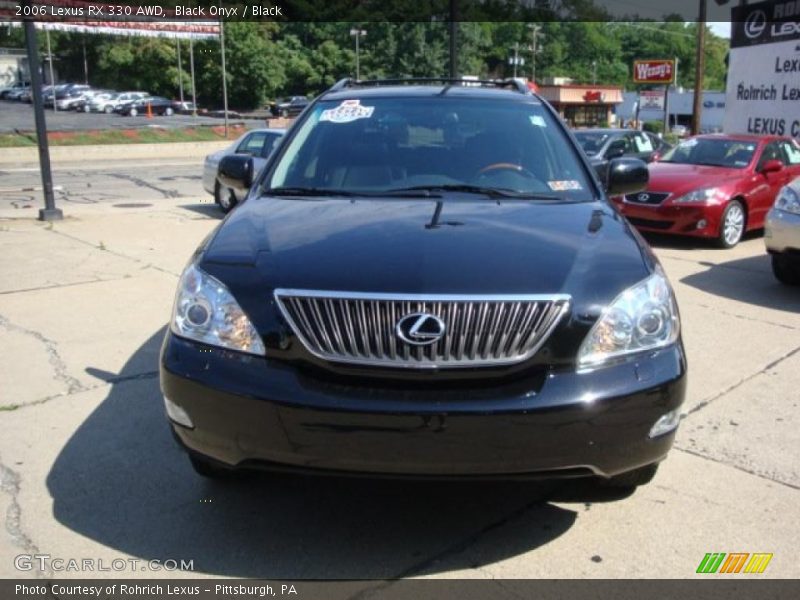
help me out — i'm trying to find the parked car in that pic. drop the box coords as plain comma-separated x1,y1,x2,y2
202,128,285,213
172,100,199,114
88,91,148,113
18,85,51,103
765,176,800,285
574,128,672,183
162,78,685,489
270,95,309,118
0,83,29,100
53,85,92,110
117,96,175,116
671,124,689,138
70,89,115,112
613,135,800,248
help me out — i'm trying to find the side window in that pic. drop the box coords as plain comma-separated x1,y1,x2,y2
633,132,654,153
758,142,783,169
780,141,800,165
236,132,268,155
259,134,282,158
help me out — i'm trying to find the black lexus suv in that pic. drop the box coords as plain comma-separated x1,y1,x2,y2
160,78,686,488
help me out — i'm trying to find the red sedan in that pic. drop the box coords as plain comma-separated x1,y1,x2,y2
613,135,800,248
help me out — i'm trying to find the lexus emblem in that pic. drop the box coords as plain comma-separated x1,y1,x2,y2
638,193,650,202
396,313,446,346
744,10,767,39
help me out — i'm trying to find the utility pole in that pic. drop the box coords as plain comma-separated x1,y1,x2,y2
513,43,519,78
528,24,543,83
692,0,707,135
592,60,597,85
23,16,62,221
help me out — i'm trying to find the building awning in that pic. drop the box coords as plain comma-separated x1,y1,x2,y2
538,85,623,104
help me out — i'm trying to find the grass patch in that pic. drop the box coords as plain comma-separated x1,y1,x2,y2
0,125,247,148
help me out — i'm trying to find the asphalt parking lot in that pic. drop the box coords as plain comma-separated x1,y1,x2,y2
0,156,798,580
0,99,263,133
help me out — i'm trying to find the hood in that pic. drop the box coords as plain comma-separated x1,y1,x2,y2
200,196,652,309
647,162,747,195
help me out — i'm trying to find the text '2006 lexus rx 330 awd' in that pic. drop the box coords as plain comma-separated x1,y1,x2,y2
160,79,686,489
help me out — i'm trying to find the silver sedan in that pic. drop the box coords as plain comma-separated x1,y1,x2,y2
202,128,285,213
765,175,800,285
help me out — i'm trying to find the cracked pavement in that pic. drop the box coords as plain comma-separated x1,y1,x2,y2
0,158,799,580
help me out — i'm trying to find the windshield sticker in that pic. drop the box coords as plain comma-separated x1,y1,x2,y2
319,99,375,124
548,180,583,191
529,115,547,127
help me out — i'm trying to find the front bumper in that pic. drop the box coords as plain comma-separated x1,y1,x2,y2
160,333,687,479
614,198,722,238
765,208,800,255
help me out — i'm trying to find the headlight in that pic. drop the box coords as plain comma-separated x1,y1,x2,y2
672,187,723,203
170,263,265,356
577,271,679,368
773,185,800,215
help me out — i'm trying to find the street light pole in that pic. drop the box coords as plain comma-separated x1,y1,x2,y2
176,38,184,105
528,24,543,83
45,28,56,112
692,0,707,135
189,35,197,117
219,19,229,137
349,28,367,80
23,17,62,221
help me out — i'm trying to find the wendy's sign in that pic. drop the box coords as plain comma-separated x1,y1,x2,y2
632,60,676,84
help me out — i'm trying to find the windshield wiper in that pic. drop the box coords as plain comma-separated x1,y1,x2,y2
385,184,560,200
264,186,371,197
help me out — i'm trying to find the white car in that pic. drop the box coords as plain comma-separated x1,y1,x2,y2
765,176,800,285
88,91,148,113
202,128,285,213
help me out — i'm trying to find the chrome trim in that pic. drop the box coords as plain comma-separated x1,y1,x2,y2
274,289,571,369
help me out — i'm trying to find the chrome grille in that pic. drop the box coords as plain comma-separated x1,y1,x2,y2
624,191,670,205
274,289,570,368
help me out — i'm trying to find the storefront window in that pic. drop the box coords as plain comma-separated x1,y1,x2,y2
565,105,608,127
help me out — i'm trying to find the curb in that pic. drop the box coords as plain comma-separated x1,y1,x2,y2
0,140,232,164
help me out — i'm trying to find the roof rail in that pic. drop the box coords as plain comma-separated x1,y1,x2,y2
327,78,353,93
326,77,531,95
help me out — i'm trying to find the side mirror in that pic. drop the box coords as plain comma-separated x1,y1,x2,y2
218,155,254,191
605,143,626,160
606,158,649,197
648,152,661,163
760,159,784,174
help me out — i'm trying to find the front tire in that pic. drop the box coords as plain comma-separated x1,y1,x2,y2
280,108,289,118
165,107,174,116
771,254,800,286
600,463,659,489
129,107,138,117
717,200,746,248
214,181,237,214
103,105,113,114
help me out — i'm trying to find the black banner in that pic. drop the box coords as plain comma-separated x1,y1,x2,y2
3,580,800,600
731,0,800,48
0,0,764,23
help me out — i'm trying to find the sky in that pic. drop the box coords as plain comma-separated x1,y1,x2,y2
709,22,731,39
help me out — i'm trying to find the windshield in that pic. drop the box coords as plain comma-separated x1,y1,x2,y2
659,138,756,168
264,96,593,200
574,132,610,156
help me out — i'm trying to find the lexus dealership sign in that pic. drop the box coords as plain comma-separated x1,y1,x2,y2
724,0,800,139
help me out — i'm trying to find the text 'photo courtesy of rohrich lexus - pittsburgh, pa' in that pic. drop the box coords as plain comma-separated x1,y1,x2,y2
159,78,686,489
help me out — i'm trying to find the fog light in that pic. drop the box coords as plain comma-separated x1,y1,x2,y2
164,396,194,429
696,219,707,229
648,408,681,438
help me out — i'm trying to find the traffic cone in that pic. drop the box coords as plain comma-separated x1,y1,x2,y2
146,101,153,119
